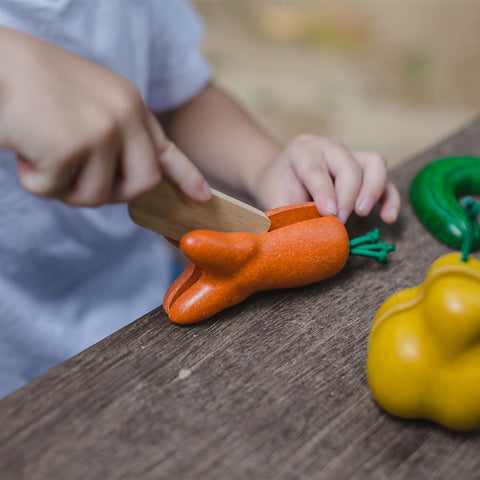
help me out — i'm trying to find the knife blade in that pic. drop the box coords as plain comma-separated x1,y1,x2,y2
128,177,271,241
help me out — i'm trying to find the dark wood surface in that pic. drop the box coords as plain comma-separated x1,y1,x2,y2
2,118,480,480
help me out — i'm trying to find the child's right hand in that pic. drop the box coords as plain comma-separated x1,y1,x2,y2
0,27,210,207
251,135,400,224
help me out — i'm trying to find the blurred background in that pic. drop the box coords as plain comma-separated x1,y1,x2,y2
193,0,480,168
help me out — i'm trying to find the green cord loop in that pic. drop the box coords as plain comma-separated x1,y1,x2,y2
460,197,480,262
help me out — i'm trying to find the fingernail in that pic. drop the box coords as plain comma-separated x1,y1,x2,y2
384,207,398,223
326,198,338,215
338,209,349,224
356,197,374,216
201,181,211,201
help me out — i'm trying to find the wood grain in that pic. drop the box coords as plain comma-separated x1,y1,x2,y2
128,177,271,241
1,118,480,480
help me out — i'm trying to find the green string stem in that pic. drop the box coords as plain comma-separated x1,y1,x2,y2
349,229,395,264
350,241,395,252
348,228,380,247
349,248,389,264
460,197,480,262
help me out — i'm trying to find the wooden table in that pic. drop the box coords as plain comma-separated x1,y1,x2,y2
2,119,480,480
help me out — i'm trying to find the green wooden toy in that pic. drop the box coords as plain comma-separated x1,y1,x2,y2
410,156,480,251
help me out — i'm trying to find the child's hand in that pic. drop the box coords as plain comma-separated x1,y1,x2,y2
252,135,400,224
0,27,210,207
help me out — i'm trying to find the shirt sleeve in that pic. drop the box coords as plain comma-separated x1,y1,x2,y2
147,0,212,113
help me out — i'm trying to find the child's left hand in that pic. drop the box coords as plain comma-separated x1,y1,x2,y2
251,135,400,224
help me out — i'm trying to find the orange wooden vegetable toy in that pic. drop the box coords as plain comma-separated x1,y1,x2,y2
164,202,394,325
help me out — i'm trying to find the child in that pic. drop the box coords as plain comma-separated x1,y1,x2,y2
0,0,400,397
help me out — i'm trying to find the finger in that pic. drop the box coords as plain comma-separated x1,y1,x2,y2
16,155,34,178
61,146,118,207
323,142,362,224
17,154,80,199
146,111,210,203
352,151,388,217
291,154,338,216
111,125,161,202
379,181,401,224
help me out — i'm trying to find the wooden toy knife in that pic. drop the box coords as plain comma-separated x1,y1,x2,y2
128,178,271,241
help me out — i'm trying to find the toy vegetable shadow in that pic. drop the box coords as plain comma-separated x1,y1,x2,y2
163,202,394,325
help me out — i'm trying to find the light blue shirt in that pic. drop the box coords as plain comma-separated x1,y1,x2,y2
0,0,211,397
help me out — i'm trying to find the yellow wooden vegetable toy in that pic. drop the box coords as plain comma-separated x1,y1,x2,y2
368,156,480,431
367,252,480,431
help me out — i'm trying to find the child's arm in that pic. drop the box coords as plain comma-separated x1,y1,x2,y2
159,83,400,224
0,26,210,206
